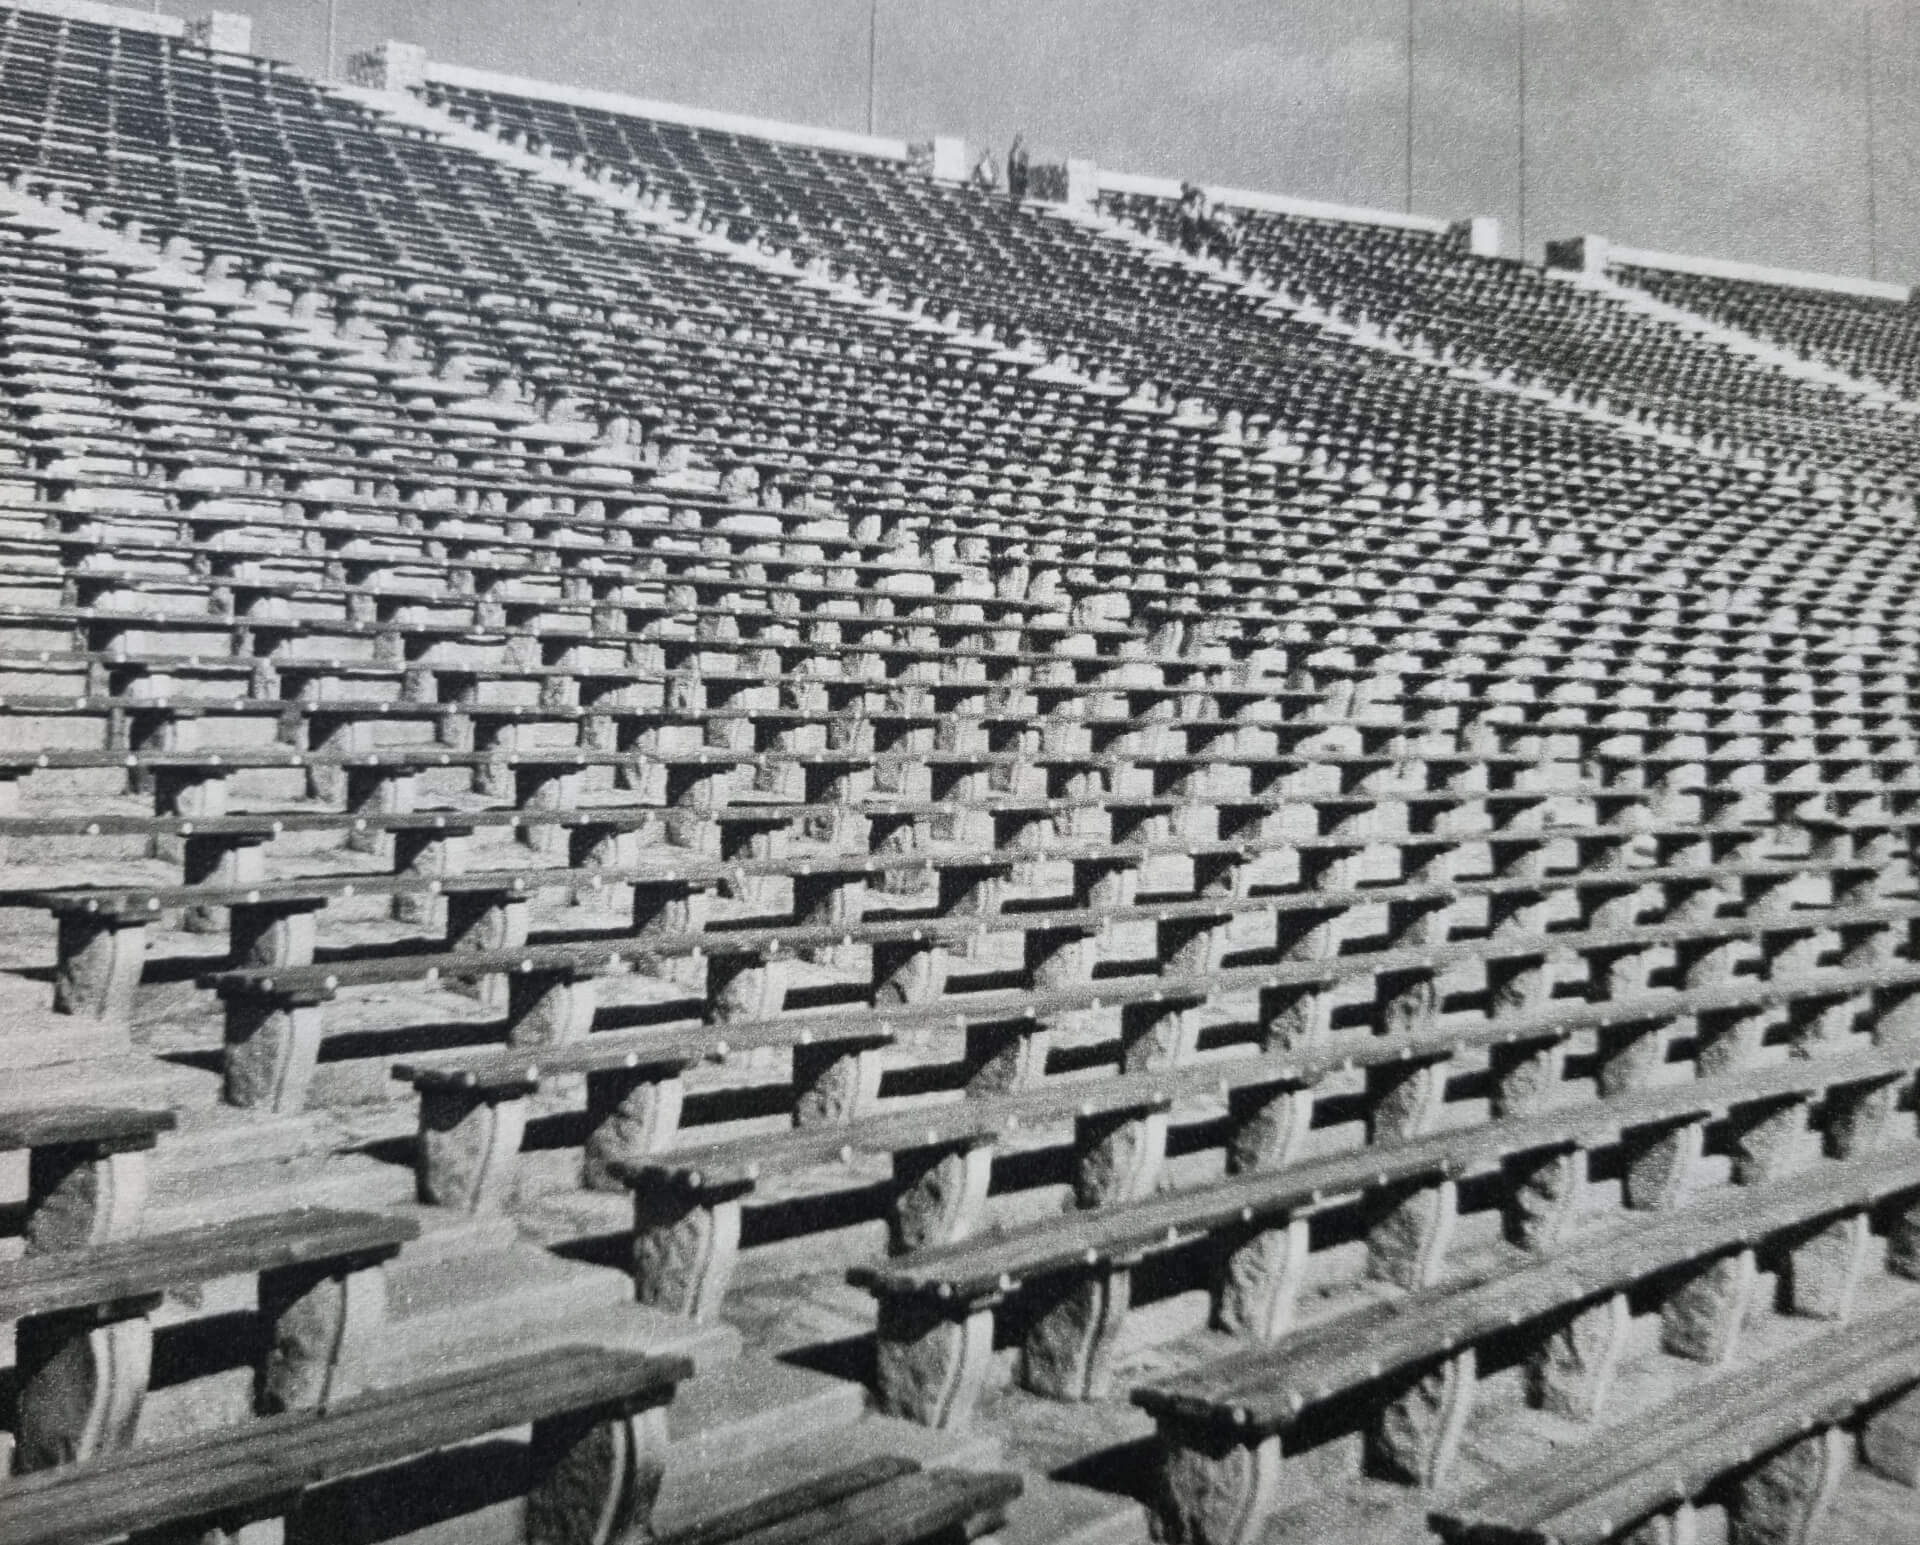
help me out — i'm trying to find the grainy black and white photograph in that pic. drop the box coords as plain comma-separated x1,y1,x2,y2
0,2,1917,1543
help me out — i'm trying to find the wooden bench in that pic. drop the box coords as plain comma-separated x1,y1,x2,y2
1,1206,417,1471
206,865,1920,1109
1135,1139,1920,1545
850,1045,1920,1429
0,1104,173,1251
0,1343,691,1545
1428,1297,1920,1545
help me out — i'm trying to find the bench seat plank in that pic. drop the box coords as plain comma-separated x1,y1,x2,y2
612,1060,1292,1191
0,1344,692,1545
1136,1144,1920,1435
0,1207,418,1321
1430,1299,1920,1544
853,1045,1919,1304
0,1107,174,1154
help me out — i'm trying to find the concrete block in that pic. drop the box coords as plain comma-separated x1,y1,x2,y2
185,10,250,52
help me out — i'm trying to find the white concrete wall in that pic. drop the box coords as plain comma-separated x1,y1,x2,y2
5,0,182,36
185,10,251,54
421,59,908,161
1097,169,1450,234
1605,242,1909,304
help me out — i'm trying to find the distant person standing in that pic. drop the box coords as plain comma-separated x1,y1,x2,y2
1176,182,1209,254
1208,203,1241,263
1007,134,1031,202
970,147,1000,192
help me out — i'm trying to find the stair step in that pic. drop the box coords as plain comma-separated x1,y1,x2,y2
0,1051,204,1109
652,1412,1003,1536
384,1204,523,1263
385,1234,628,1323
144,1151,415,1231
153,1104,336,1170
375,1287,738,1394
665,1353,867,1461
373,1228,742,1388
997,1479,1152,1545
0,1002,128,1070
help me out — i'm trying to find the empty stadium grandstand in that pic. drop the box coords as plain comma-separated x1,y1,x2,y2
0,3,1918,1543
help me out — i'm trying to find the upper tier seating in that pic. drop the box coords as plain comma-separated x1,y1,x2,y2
1107,192,1920,484
1618,262,1920,404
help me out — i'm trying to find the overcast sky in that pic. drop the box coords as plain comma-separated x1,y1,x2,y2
163,0,1918,281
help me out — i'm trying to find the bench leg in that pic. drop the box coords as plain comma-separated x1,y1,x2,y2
1368,1058,1448,1143
1862,1385,1920,1487
1593,1014,1673,1097
1660,1247,1758,1364
230,902,322,970
258,1263,389,1414
446,892,529,1012
26,1144,147,1252
890,1139,995,1254
872,938,950,1008
1624,1119,1706,1211
1729,1097,1813,1186
1787,1211,1872,1321
1505,1146,1585,1252
707,954,792,1022
1622,1504,1701,1545
1490,1037,1566,1118
1214,1215,1310,1341
582,1070,685,1191
1258,981,1333,1052
508,970,597,1047
1021,1265,1129,1402
1528,1291,1630,1420
792,1039,885,1125
1726,1426,1849,1545
1121,999,1206,1071
53,914,146,1026
1074,1107,1167,1208
1892,1192,1920,1280
1370,1348,1476,1489
631,1185,741,1323
13,1310,152,1471
1367,1179,1458,1290
967,1021,1053,1095
1157,1426,1286,1545
526,1400,673,1545
417,1087,530,1211
873,1297,995,1429
1225,1083,1311,1177
224,995,325,1113
1827,1076,1904,1160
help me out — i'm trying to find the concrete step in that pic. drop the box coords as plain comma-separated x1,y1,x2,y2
652,1408,1004,1536
145,1150,416,1231
152,1103,337,1174
372,1226,740,1389
0,1049,206,1109
663,1353,868,1466
0,1000,128,1070
997,1478,1153,1545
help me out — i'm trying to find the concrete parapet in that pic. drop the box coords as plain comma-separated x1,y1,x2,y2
185,11,251,54
911,137,968,183
7,0,181,35
1450,216,1501,257
349,40,427,93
